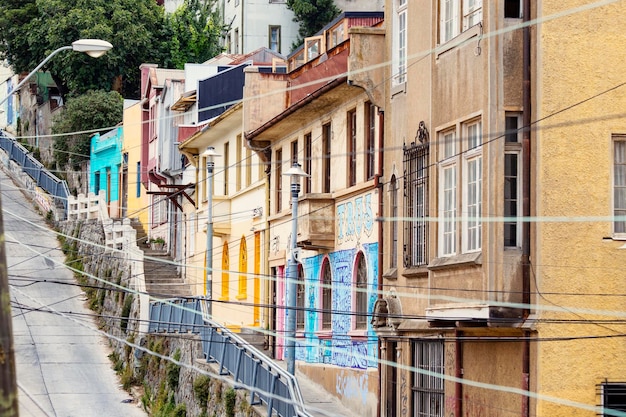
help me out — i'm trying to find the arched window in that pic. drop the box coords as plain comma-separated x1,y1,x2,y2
221,241,230,299
321,258,332,330
238,236,248,299
296,265,305,331
355,252,368,329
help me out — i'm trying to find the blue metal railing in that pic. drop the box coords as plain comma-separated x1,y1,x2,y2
0,130,70,217
149,298,312,417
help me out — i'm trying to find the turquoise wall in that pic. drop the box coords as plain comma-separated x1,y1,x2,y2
90,127,122,202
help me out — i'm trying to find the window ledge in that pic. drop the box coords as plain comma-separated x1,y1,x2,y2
347,329,368,339
436,24,481,58
428,252,482,270
315,330,333,339
236,294,247,301
382,267,397,279
402,266,429,278
391,82,406,98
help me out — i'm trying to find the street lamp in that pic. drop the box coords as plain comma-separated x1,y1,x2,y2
0,37,112,417
283,162,309,375
204,146,220,317
0,39,113,107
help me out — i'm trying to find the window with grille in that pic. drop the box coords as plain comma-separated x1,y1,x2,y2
599,382,626,416
412,340,445,417
321,258,332,330
322,123,331,193
404,142,429,267
304,133,312,193
355,252,368,329
276,149,282,213
390,176,399,269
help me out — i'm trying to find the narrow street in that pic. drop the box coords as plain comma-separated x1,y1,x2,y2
1,168,146,417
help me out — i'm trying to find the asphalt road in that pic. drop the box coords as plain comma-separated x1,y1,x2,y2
1,169,147,417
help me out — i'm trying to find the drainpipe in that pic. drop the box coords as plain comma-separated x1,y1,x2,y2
522,0,531,416
376,109,384,417
455,330,463,417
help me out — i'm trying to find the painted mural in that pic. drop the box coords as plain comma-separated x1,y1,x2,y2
296,242,379,369
336,192,375,246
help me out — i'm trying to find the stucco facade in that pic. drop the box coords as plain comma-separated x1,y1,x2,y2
533,2,626,416
90,127,123,218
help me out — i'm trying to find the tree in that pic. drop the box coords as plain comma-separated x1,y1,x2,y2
163,0,225,69
0,0,225,99
287,0,340,49
52,90,123,169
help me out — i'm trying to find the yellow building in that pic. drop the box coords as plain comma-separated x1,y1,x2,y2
532,1,626,415
122,100,150,231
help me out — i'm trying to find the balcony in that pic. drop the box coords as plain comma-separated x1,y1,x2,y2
296,194,335,250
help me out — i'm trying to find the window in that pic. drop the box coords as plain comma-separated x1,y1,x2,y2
504,0,522,18
439,130,457,256
322,123,331,193
236,135,242,192
600,383,626,416
321,258,332,330
296,265,305,331
238,236,247,299
269,26,281,53
304,133,312,194
366,102,377,180
136,162,141,197
245,146,252,187
463,120,482,252
505,113,522,247
234,28,239,53
348,109,357,186
224,141,230,195
354,252,368,329
614,136,626,236
291,139,298,166
412,340,445,417
94,171,101,195
393,0,407,85
438,119,483,257
276,149,283,213
439,0,482,44
390,176,399,269
405,141,429,266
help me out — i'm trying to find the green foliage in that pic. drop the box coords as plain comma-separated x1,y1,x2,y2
287,0,340,50
52,90,123,168
0,0,225,98
120,294,134,332
166,349,182,389
193,375,212,411
163,0,225,69
224,388,236,417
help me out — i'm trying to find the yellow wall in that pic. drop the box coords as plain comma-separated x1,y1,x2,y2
534,1,626,415
122,101,150,230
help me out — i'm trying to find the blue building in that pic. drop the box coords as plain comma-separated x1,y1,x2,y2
90,126,123,217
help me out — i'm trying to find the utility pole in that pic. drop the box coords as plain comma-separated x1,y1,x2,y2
0,192,19,416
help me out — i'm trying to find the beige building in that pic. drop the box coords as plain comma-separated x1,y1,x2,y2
244,12,384,416
369,1,626,417
178,102,268,331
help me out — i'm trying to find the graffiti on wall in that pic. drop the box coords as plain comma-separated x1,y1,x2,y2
336,371,369,404
336,193,374,245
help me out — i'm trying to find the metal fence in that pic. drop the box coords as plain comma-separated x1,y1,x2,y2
148,298,312,417
0,130,70,216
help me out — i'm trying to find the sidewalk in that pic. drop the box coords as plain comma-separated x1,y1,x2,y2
275,360,362,417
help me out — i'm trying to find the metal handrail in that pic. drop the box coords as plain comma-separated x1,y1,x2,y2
149,297,313,417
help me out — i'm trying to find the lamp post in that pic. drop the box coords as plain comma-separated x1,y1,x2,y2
283,162,309,375
0,38,112,417
204,146,220,317
0,39,113,108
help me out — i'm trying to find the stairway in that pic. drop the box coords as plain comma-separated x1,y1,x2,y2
143,252,192,298
129,218,192,298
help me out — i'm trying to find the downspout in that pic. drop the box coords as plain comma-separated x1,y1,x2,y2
522,0,532,416
240,1,244,53
264,160,272,355
455,330,464,417
375,109,384,417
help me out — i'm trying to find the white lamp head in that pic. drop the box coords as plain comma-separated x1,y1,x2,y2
204,146,221,159
72,39,113,58
284,162,309,184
